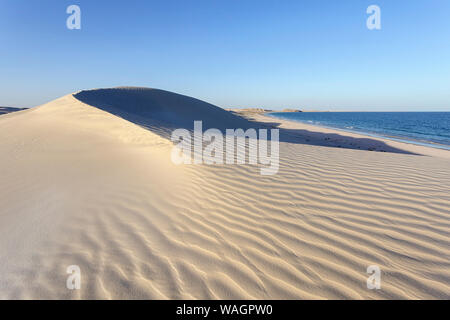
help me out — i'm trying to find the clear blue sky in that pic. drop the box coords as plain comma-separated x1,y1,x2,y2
1,0,449,110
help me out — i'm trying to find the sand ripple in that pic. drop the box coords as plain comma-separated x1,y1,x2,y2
1,93,449,299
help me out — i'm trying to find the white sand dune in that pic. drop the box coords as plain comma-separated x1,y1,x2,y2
0,88,449,299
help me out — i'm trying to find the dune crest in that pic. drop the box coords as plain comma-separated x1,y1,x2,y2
0,88,449,299
73,87,253,136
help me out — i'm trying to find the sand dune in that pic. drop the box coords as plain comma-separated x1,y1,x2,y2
0,88,449,299
74,87,253,137
0,107,27,116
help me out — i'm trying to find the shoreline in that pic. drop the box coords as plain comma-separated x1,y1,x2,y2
231,109,450,160
265,112,450,152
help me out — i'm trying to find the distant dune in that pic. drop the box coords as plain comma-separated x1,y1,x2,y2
0,106,27,116
226,108,273,113
0,87,449,299
227,108,302,114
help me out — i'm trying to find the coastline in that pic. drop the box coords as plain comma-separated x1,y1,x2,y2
266,112,450,152
231,109,450,160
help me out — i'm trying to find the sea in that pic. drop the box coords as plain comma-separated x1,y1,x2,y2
267,112,450,150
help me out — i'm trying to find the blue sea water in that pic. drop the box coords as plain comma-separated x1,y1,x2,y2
268,112,450,150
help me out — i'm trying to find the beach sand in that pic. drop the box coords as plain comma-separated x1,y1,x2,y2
0,88,449,299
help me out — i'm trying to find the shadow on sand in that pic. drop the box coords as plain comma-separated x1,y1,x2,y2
74,87,417,156
0,107,27,116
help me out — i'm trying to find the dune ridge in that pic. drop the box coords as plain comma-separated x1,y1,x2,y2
73,87,253,135
0,88,449,299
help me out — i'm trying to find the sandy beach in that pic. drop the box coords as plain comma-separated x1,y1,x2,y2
1,88,449,299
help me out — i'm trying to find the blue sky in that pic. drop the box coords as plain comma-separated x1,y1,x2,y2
0,0,449,110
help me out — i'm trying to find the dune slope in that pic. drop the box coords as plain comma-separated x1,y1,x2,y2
74,87,253,136
0,89,449,299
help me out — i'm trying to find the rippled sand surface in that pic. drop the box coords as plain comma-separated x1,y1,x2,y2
1,89,449,299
